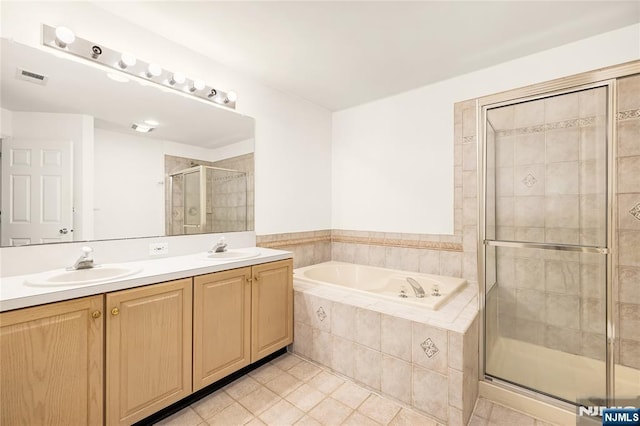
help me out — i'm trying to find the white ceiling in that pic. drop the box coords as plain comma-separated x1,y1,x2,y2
95,1,640,111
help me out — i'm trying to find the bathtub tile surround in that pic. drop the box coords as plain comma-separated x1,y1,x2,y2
257,230,332,268
292,276,479,424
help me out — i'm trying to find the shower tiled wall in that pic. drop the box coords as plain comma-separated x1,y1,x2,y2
212,153,255,232
164,153,254,235
616,74,640,370
487,88,610,360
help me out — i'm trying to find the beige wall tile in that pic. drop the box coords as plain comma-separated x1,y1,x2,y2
381,355,412,404
619,303,640,341
545,325,581,355
440,251,463,277
419,250,441,275
618,119,640,158
463,107,477,137
618,194,640,231
331,303,356,341
354,344,382,390
514,99,544,128
617,74,640,111
545,195,579,228
619,230,640,267
546,294,580,330
412,366,448,422
312,329,333,367
331,336,356,377
546,162,579,195
381,315,412,362
463,143,478,171
544,91,580,122
619,266,640,304
546,128,579,162
412,323,448,375
620,340,640,369
354,308,381,350
293,321,313,358
514,196,545,227
514,133,545,165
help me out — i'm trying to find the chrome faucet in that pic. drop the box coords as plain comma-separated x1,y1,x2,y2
211,237,228,253
406,277,426,298
70,246,95,270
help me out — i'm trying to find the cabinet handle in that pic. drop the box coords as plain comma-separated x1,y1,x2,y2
111,307,120,316
246,277,253,282
91,310,101,319
254,275,260,281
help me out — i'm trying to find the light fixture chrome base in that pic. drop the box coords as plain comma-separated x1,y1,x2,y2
42,24,237,109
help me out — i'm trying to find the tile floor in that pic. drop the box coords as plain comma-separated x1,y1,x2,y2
156,353,556,426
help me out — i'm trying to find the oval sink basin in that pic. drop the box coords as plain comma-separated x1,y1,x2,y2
25,265,143,286
202,249,261,261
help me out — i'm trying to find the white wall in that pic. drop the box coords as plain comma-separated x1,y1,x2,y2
0,108,13,137
93,128,165,240
332,23,640,235
0,1,333,236
9,111,94,240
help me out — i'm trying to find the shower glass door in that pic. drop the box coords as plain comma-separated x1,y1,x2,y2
483,84,610,404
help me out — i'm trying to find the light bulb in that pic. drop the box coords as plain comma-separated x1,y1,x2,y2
146,63,162,78
54,26,75,48
225,91,237,103
132,123,153,133
190,79,205,92
119,53,136,69
144,119,159,126
169,72,186,85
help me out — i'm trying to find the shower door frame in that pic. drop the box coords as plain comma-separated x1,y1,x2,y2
476,60,640,409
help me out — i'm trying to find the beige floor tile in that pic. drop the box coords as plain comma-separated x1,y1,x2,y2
330,381,371,410
307,371,345,394
191,390,234,420
155,407,203,426
308,397,353,426
237,386,281,415
225,376,262,400
287,360,322,382
245,417,266,426
388,408,439,426
469,415,489,426
207,402,254,426
249,363,285,384
488,404,535,426
272,353,303,371
259,399,305,426
294,415,323,426
264,371,304,397
473,397,493,419
342,411,382,426
357,394,401,425
285,383,326,412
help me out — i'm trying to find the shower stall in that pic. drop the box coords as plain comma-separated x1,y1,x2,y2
479,70,640,410
168,165,248,235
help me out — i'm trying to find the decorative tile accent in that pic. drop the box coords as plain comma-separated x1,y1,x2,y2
462,136,475,144
521,173,537,188
316,307,327,322
331,234,462,252
630,202,640,221
420,338,439,358
495,114,601,137
617,109,640,121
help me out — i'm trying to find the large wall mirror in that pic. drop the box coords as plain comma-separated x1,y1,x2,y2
0,38,255,247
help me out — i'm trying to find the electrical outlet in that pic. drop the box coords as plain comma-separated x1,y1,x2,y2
149,242,169,256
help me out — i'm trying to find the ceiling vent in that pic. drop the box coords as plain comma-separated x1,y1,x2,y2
16,68,49,86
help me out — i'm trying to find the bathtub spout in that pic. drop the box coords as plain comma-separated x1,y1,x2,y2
406,277,426,298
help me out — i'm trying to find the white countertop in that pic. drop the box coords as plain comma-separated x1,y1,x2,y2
0,247,292,312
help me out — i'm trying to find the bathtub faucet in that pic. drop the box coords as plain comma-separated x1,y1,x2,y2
406,277,426,298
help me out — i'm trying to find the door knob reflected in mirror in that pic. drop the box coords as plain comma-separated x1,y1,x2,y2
59,228,73,234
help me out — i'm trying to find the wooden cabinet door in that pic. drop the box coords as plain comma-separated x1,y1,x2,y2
251,259,293,362
106,278,192,426
0,295,104,426
193,267,251,391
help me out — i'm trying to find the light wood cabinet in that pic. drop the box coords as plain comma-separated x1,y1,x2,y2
193,259,294,386
251,259,293,362
193,267,252,391
0,295,104,426
106,278,192,426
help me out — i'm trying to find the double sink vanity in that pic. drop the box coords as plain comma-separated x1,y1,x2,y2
0,245,293,425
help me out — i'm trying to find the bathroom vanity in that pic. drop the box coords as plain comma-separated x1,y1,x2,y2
0,251,293,426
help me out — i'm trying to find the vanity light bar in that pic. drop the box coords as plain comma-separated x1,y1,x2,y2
41,24,237,109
